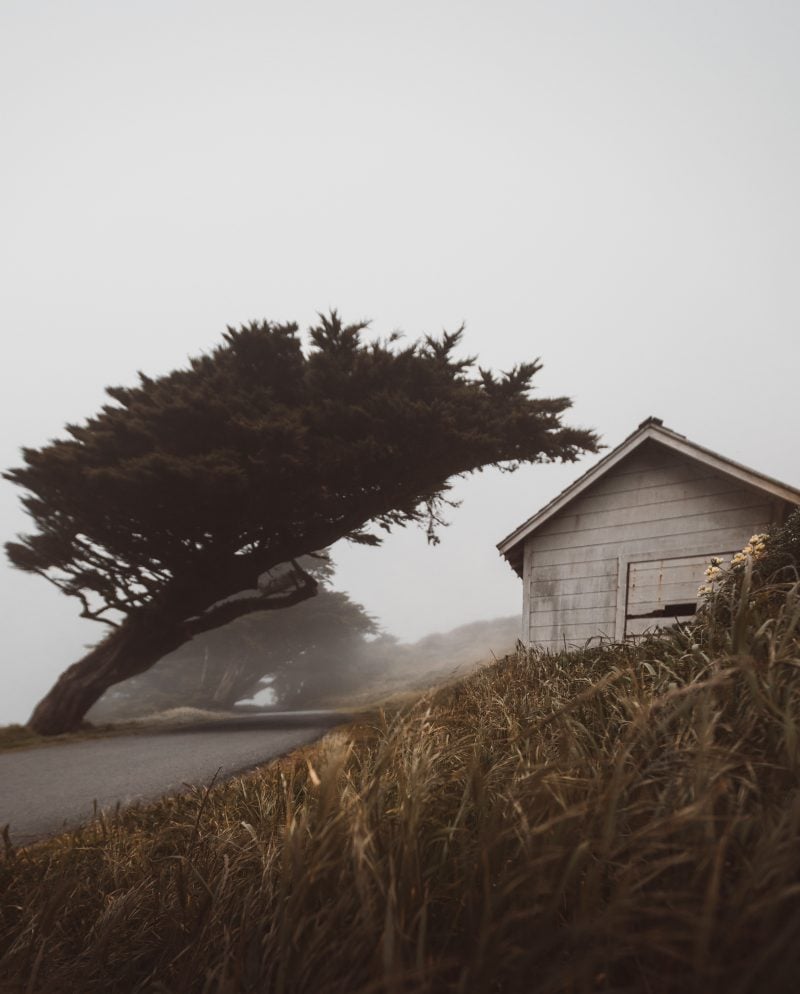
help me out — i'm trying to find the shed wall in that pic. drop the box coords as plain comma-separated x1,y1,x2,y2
522,446,774,648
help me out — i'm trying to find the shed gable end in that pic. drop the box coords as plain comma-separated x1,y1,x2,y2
523,445,775,648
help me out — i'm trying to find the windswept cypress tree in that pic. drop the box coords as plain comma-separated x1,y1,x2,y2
6,312,598,734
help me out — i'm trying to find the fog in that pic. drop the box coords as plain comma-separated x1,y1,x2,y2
2,1,799,725
86,598,520,722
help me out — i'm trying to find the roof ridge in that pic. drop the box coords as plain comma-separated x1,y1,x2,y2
496,419,800,569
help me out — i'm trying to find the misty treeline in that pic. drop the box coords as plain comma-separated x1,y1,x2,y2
89,557,518,719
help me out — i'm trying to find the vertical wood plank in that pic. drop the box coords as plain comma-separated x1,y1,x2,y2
614,556,627,641
521,541,532,644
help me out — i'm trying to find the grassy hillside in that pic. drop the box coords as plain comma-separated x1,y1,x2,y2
1,530,799,992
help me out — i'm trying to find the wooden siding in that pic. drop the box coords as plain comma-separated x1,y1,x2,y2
624,552,736,637
627,553,732,613
523,447,774,646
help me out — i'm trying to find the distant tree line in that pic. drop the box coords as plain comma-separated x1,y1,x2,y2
89,557,376,717
90,562,519,720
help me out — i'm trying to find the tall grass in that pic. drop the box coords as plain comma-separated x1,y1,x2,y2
1,579,799,992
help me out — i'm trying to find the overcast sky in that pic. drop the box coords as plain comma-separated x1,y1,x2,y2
1,0,798,725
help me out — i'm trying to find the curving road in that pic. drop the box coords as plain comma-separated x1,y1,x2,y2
0,711,352,846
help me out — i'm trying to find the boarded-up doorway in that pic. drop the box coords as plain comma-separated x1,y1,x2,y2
623,552,734,638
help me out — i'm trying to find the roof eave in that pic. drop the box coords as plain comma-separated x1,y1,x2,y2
497,423,800,564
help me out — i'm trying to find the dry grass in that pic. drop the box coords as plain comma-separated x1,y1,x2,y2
1,581,799,993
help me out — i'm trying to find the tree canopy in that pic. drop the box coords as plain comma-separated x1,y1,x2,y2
6,311,599,733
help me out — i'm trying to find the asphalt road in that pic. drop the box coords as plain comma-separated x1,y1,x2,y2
0,711,351,846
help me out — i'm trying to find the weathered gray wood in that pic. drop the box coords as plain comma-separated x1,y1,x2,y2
531,501,769,552
629,567,703,593
531,526,770,569
536,488,759,539
614,556,628,640
628,583,704,608
531,577,618,600
628,575,732,606
627,553,732,604
530,606,616,628
561,473,735,516
528,514,771,562
526,556,619,642
530,558,618,582
529,621,617,641
520,545,532,642
584,464,716,498
531,589,618,612
631,549,739,583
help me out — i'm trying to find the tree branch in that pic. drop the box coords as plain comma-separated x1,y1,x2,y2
185,566,318,637
32,568,121,628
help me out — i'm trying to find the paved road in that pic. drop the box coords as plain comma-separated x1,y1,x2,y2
0,711,351,846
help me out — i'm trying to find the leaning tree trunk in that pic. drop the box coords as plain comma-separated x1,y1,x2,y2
27,567,320,735
27,614,188,736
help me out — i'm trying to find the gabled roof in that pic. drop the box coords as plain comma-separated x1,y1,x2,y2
497,417,800,573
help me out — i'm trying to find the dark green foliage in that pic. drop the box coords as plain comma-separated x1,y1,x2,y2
5,312,596,624
5,311,597,733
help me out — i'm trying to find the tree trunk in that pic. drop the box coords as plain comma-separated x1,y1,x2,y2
27,614,187,735
208,664,268,711
28,565,320,735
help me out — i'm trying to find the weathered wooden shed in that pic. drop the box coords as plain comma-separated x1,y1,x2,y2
498,418,800,648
